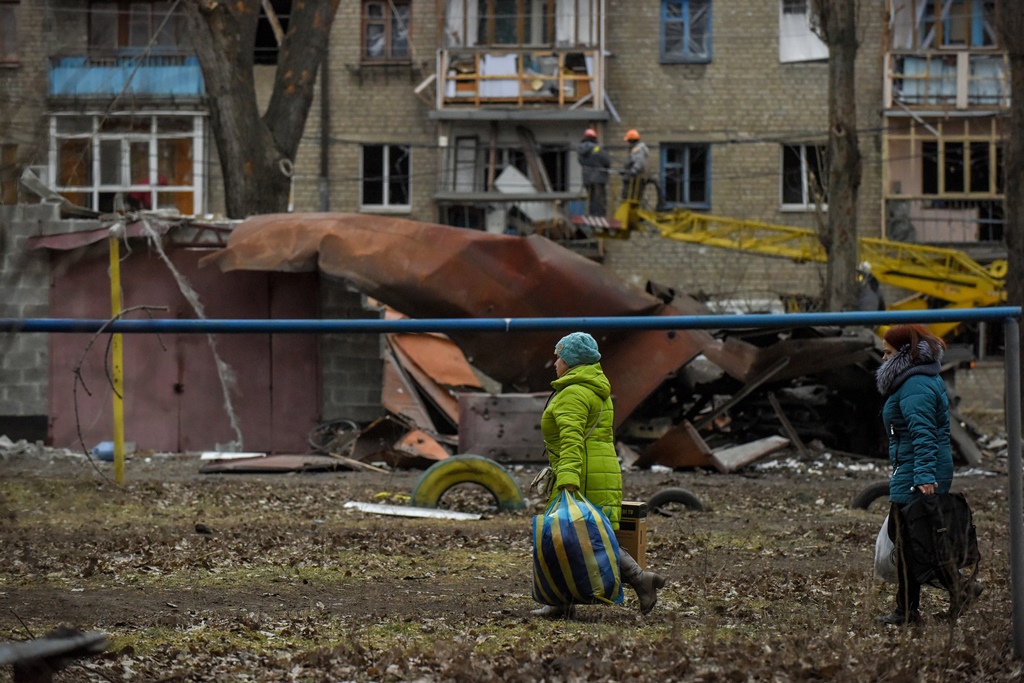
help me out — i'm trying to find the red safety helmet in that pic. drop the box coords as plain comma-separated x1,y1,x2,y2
583,128,598,138
624,129,641,142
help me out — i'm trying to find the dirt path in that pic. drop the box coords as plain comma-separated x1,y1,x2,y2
0,448,1018,682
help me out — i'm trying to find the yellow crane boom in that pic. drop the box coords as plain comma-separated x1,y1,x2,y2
601,201,1007,338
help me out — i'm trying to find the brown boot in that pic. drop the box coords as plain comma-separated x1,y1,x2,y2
619,550,666,616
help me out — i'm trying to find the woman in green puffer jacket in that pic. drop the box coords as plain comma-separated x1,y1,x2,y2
875,323,981,626
530,332,665,619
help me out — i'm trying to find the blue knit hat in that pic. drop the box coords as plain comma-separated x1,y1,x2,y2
555,332,601,367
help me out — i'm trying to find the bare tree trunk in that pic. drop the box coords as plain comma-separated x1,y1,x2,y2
812,0,862,312
183,0,338,218
1000,10,1024,419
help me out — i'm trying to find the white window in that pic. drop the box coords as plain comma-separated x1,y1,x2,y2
50,113,205,215
779,0,827,63
361,144,411,211
781,144,828,209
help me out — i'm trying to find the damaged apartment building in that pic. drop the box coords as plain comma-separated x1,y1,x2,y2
0,1,1012,454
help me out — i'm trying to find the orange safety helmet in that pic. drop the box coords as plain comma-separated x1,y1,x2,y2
583,127,598,139
624,129,641,142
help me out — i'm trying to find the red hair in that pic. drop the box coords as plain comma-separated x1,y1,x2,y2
882,323,945,360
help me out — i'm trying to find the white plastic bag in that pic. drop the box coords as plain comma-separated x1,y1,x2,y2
874,514,898,583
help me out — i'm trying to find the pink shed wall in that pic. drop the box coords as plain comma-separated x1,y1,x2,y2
47,246,320,454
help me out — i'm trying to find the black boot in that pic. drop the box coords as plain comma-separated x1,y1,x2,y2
877,609,921,626
620,551,665,616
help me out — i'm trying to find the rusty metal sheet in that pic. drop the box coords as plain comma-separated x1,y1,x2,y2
381,350,436,431
457,392,549,463
390,341,461,427
201,213,717,421
351,415,450,469
388,333,483,390
634,420,715,470
394,429,450,462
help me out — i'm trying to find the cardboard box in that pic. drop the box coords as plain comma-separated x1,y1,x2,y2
615,501,648,569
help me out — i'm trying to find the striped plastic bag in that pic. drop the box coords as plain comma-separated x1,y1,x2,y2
532,489,624,606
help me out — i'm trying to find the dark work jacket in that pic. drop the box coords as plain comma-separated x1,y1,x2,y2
577,139,610,185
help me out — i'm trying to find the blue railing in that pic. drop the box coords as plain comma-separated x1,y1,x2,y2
49,54,205,97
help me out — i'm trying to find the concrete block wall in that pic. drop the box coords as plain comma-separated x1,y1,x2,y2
319,277,385,424
0,204,57,438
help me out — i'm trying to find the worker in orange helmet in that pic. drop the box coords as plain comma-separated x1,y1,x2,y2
577,127,611,216
621,129,650,201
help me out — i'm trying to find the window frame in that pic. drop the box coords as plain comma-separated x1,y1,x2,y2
360,143,412,212
660,0,712,65
660,143,711,210
361,0,412,64
780,143,828,211
87,0,186,55
0,0,19,65
49,113,205,215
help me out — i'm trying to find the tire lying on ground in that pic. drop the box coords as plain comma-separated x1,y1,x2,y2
647,487,705,515
410,454,526,511
851,481,890,510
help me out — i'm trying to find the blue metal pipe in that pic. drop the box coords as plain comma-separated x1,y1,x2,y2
0,307,1020,334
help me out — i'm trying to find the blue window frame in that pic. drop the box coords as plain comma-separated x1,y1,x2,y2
662,143,710,209
661,0,712,63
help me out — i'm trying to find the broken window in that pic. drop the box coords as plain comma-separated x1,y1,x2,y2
0,1,18,64
88,1,186,53
662,143,709,209
779,0,827,63
474,0,554,46
361,144,411,209
921,139,1001,195
890,0,999,50
445,0,594,48
781,144,828,209
255,0,291,65
51,114,203,214
362,0,410,62
661,0,711,63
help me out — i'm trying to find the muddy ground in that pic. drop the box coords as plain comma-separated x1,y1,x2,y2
0,441,1021,682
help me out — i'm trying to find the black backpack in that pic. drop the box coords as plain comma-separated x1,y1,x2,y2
901,492,981,585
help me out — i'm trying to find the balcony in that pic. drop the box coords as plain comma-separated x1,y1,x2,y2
49,54,204,99
885,50,1009,111
433,47,603,119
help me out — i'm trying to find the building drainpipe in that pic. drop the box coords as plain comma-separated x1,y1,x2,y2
319,47,331,212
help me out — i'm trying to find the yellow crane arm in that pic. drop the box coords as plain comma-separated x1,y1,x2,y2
616,204,1006,310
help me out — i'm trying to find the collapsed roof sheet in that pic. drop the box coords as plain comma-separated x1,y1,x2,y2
201,213,716,423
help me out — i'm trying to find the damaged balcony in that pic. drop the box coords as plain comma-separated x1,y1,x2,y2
432,0,606,117
885,50,1009,111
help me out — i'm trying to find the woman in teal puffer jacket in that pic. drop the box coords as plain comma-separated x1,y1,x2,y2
876,323,981,626
530,332,665,619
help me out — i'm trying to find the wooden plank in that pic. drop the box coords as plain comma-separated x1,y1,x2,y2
694,357,790,430
710,435,791,473
767,391,810,457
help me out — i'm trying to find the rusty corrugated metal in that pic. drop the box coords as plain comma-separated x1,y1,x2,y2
201,213,718,422
388,333,483,390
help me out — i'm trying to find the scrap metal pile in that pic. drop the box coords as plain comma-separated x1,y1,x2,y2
201,213,982,472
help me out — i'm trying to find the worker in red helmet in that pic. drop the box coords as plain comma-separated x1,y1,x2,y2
621,129,650,201
577,127,611,217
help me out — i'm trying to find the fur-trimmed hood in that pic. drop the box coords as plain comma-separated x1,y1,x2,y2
875,340,944,395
